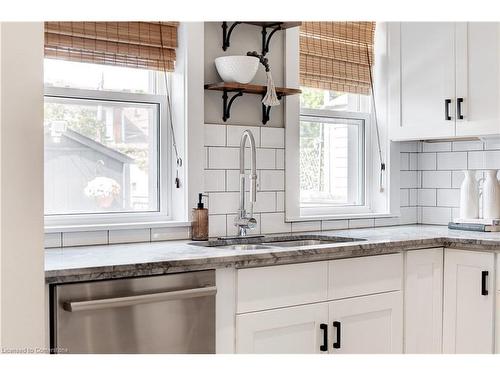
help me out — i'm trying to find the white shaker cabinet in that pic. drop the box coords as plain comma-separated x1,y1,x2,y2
329,291,403,354
389,22,456,140
236,303,329,354
443,249,495,353
388,22,500,140
455,22,500,137
404,248,443,354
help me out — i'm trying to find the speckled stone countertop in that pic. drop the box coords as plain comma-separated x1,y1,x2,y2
45,225,500,284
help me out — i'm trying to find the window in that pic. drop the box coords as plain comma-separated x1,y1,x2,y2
299,87,371,216
44,59,171,226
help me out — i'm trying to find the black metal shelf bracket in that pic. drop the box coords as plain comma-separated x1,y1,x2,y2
222,22,242,51
222,90,243,122
261,23,283,56
261,94,283,125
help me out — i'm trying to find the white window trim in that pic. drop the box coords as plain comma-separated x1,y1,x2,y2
285,22,398,222
299,108,371,217
43,85,173,230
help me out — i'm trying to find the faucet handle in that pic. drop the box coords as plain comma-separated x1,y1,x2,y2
247,217,257,229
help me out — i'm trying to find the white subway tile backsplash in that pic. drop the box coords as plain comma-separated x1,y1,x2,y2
208,215,226,238
44,233,62,248
452,170,465,188
400,153,409,170
422,171,451,188
417,153,436,170
348,218,375,229
452,140,483,151
227,126,261,147
291,221,321,233
400,171,419,188
418,189,437,206
468,150,500,169
484,137,500,150
276,149,284,169
109,229,151,244
400,189,409,206
261,127,285,148
151,226,190,241
400,207,418,225
420,206,452,225
409,189,418,206
256,148,276,169
321,220,349,231
209,192,240,214
208,147,239,169
260,212,291,234
205,124,226,146
375,216,401,227
436,189,460,208
409,153,418,170
399,141,419,153
276,192,285,211
260,170,285,191
253,192,277,213
437,152,467,170
422,142,452,152
204,170,226,192
62,231,108,247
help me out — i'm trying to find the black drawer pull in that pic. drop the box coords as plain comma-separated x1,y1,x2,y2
333,321,341,349
457,97,464,120
445,99,452,121
319,323,328,352
482,271,489,296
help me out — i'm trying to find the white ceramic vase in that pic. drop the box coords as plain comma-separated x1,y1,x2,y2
459,170,479,219
482,169,500,219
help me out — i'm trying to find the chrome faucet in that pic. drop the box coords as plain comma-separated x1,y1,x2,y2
234,130,258,236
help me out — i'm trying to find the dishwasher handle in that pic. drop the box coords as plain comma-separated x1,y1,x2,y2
63,285,217,312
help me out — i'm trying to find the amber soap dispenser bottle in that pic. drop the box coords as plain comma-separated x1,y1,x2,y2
191,193,208,241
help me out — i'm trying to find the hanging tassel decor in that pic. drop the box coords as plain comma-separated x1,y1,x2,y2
247,51,280,107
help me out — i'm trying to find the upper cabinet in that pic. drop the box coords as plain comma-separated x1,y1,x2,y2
388,22,500,141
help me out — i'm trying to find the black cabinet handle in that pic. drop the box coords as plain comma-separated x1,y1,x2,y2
457,98,464,120
445,99,452,121
319,323,328,352
333,321,341,349
482,271,489,296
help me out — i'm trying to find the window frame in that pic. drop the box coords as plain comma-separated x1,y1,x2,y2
43,83,173,229
299,107,372,217
284,24,395,222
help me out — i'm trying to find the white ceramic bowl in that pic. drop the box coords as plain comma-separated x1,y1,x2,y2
214,55,260,84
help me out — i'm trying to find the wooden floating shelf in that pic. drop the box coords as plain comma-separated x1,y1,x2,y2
204,82,301,96
205,82,301,125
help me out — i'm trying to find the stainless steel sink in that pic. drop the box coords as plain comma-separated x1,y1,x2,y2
218,244,273,251
189,234,364,250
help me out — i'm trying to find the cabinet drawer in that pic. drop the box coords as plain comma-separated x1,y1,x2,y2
237,261,328,313
328,253,402,300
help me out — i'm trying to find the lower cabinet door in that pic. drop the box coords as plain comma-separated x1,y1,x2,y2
405,248,443,353
329,291,403,354
236,303,329,354
443,249,495,353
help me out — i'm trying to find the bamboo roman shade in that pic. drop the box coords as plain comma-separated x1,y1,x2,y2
44,22,178,71
300,22,376,95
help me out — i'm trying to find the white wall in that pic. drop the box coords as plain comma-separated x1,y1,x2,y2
0,22,45,351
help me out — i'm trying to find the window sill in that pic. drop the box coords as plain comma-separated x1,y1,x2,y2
285,212,396,222
45,220,191,233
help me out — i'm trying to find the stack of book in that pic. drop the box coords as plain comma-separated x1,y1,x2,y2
448,218,500,232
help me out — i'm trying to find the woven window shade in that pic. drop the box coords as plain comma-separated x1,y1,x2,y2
44,22,178,71
300,22,376,95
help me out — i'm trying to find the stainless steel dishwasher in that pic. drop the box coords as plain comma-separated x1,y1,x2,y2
50,270,216,354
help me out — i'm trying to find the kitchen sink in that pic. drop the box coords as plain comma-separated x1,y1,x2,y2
217,244,273,251
189,234,365,250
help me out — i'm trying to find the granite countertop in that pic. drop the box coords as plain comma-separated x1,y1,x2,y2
45,224,500,284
